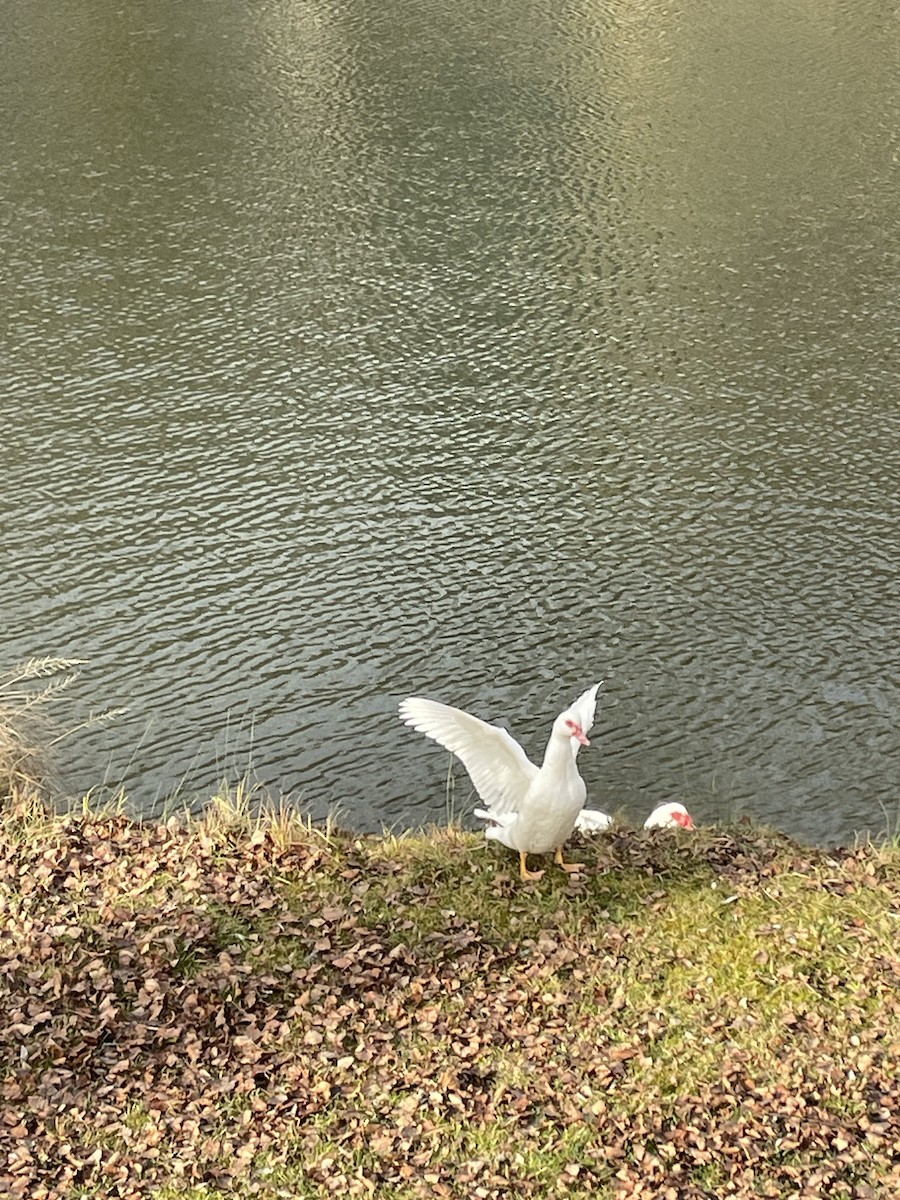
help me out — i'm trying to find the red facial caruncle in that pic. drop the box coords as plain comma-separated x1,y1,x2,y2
565,719,590,746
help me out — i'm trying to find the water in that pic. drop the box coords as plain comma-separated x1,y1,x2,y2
2,0,898,844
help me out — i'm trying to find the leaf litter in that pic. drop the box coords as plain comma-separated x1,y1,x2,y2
0,811,898,1198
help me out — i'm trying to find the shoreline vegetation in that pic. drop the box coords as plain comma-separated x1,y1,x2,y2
1,662,899,1197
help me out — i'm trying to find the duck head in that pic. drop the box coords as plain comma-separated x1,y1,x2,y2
552,710,590,746
644,802,694,830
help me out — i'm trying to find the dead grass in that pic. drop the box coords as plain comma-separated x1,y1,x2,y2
0,658,125,811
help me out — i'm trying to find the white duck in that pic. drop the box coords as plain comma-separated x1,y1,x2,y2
575,802,695,833
644,802,694,830
399,683,601,881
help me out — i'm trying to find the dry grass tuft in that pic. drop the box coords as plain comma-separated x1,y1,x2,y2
0,658,124,811
0,658,85,806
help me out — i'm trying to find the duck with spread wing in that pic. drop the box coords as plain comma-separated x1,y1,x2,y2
399,683,601,881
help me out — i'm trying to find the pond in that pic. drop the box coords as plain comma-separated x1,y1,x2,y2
2,0,898,843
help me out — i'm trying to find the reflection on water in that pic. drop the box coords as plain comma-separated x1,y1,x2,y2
1,0,897,844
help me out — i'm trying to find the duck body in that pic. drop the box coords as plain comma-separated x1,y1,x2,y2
399,683,600,879
477,720,589,855
573,808,613,834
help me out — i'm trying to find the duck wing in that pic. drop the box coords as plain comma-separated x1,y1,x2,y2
399,697,538,815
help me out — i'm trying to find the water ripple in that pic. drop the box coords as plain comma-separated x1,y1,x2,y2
1,0,897,842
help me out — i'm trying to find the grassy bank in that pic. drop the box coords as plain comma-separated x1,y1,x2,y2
1,800,899,1199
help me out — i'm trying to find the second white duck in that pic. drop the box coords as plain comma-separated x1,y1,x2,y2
574,801,695,833
399,684,600,881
